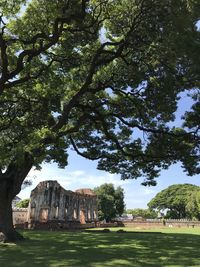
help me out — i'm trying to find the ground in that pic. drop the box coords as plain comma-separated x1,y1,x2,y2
0,227,200,266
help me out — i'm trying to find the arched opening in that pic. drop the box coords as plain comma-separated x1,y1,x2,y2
93,210,97,220
80,210,86,224
73,209,77,220
55,206,59,219
39,208,49,222
88,210,91,220
30,202,36,219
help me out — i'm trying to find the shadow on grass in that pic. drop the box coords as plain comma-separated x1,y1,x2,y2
0,230,200,267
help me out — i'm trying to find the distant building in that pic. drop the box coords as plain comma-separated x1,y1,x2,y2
117,214,133,221
26,180,98,229
12,196,21,208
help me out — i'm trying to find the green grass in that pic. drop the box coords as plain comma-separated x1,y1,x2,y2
0,227,200,267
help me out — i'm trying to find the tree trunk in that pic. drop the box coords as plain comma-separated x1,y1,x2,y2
0,180,24,242
0,153,33,243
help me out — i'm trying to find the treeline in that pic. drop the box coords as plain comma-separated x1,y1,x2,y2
126,208,157,219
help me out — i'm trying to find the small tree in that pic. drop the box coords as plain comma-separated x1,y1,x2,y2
94,183,125,222
16,199,30,208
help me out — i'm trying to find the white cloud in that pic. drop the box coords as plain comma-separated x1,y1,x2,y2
18,165,130,199
19,164,153,210
17,152,200,209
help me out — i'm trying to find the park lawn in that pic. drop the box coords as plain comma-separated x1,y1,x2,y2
0,228,200,267
91,226,200,235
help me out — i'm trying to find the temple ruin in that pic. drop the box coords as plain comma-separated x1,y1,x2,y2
26,180,98,229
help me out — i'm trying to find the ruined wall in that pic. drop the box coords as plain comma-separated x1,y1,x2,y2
27,180,98,229
13,208,28,226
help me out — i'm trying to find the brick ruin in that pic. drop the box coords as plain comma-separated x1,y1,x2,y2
26,180,98,229
13,208,28,226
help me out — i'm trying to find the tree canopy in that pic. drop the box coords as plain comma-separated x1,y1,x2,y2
148,184,200,219
186,190,200,220
93,183,125,222
0,0,200,241
0,0,200,185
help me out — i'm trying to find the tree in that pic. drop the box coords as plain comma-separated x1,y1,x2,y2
16,199,30,208
186,190,200,220
148,184,200,219
94,183,125,222
0,0,200,241
127,208,157,219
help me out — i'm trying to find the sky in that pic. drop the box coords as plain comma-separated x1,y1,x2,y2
18,151,200,210
18,90,200,209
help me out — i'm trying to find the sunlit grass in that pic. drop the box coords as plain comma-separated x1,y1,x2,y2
0,228,200,266
90,226,200,235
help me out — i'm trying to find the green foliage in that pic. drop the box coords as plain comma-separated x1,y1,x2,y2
127,208,157,219
16,198,30,208
0,0,200,187
94,183,125,222
186,190,200,220
148,184,200,219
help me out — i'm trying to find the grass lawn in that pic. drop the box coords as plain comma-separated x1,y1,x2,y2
0,227,200,267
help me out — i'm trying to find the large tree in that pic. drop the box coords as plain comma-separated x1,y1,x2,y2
186,190,200,220
148,184,200,219
94,183,125,222
0,0,200,241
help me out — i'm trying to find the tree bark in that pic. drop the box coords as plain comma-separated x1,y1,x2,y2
0,182,24,242
0,153,33,242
